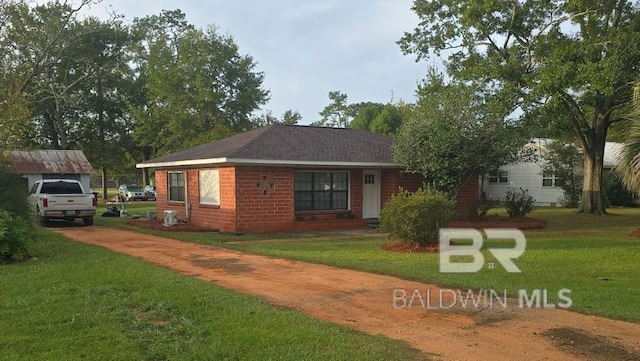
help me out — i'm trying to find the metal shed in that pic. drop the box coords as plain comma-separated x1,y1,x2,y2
4,150,95,192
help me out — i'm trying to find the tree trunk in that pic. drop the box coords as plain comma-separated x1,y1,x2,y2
101,166,108,201
142,168,149,187
577,136,607,214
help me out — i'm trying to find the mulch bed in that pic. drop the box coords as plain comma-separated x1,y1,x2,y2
383,215,547,253
125,217,218,232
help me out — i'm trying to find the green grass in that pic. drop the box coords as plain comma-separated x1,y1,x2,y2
0,228,422,361
100,206,640,322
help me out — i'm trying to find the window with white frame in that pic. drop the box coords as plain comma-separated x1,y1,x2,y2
488,170,509,184
168,172,185,202
294,172,348,211
199,169,220,206
542,170,563,187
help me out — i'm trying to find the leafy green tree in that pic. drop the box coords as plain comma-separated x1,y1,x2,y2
399,0,640,214
0,0,97,149
543,140,583,207
281,110,302,125
74,18,133,199
128,10,269,157
615,80,640,191
254,109,301,126
351,102,404,135
393,73,525,197
314,91,353,128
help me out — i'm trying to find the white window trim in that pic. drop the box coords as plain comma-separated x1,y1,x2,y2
168,171,185,202
294,170,351,211
488,170,509,184
542,171,562,188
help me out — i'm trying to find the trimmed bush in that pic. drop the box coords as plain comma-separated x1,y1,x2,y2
380,188,456,247
504,187,535,217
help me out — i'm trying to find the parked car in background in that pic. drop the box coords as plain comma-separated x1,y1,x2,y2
117,184,147,201
144,185,156,201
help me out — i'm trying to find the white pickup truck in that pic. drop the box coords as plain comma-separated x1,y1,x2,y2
30,179,97,226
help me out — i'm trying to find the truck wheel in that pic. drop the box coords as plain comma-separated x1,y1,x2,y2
83,217,94,226
39,216,49,226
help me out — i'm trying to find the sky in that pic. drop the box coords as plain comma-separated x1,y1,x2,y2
79,0,430,124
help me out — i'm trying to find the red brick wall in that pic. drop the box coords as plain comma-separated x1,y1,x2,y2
187,167,237,232
155,167,237,232
234,166,295,233
155,166,460,233
455,173,479,221
381,170,424,206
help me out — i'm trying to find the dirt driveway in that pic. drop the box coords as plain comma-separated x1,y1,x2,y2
52,226,640,361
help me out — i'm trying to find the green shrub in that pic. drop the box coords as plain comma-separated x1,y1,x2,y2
476,191,497,218
504,187,535,217
0,210,33,261
380,188,456,247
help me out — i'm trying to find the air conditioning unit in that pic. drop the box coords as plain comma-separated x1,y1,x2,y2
163,210,178,226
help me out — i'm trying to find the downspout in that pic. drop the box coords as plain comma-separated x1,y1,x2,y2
185,171,190,222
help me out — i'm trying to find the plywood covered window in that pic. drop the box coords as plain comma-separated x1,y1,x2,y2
199,169,220,206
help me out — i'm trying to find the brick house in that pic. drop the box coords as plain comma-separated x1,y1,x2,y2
137,125,477,233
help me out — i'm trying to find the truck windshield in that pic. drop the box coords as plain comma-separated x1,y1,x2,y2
40,182,83,194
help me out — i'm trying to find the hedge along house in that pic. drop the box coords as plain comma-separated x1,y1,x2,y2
4,150,95,192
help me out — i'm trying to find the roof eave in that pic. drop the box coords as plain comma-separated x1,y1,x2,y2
136,157,399,169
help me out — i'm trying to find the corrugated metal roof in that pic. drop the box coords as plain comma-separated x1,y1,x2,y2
5,150,95,175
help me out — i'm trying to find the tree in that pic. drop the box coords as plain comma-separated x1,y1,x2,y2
393,73,525,197
543,140,583,207
254,109,301,126
350,102,404,135
128,10,269,158
0,0,98,149
74,18,133,199
615,80,640,191
314,91,353,128
399,0,640,214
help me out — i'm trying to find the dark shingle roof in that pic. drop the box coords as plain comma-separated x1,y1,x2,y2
140,125,395,167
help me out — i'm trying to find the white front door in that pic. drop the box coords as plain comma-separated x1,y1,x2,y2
362,170,381,219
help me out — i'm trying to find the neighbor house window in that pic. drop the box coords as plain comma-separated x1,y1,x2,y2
542,170,563,187
488,170,509,184
168,172,185,202
294,172,348,211
199,169,220,206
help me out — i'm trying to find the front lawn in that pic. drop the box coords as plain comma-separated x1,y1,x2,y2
223,208,640,321
0,228,421,360
101,207,640,322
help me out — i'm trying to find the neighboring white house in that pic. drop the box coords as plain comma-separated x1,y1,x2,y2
4,150,95,192
482,139,623,206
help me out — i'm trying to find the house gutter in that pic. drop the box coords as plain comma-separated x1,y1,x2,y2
137,158,398,169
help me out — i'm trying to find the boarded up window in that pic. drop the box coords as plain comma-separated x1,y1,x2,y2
199,169,220,205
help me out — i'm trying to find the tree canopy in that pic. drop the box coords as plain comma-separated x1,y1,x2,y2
393,73,525,196
0,2,271,193
399,0,640,214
